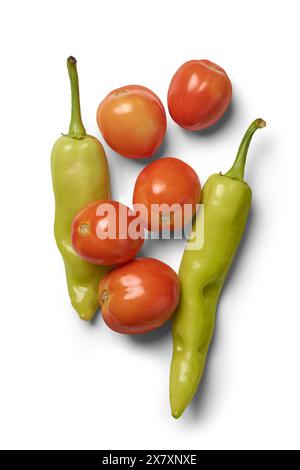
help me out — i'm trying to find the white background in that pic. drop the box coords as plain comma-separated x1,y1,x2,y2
0,0,299,450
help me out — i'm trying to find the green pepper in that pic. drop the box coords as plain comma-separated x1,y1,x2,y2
51,57,110,321
169,118,266,418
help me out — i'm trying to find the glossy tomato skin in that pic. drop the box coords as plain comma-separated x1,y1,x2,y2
168,60,232,131
71,200,144,266
96,85,167,159
132,157,201,231
99,258,180,334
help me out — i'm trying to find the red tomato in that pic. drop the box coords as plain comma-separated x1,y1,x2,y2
71,200,144,265
168,60,232,131
132,157,201,231
99,258,180,334
96,85,167,159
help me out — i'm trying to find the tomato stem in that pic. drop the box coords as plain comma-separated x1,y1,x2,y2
67,56,86,139
100,290,109,306
225,118,266,181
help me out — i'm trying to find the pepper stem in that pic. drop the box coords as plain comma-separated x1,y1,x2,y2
225,118,266,181
67,56,86,139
